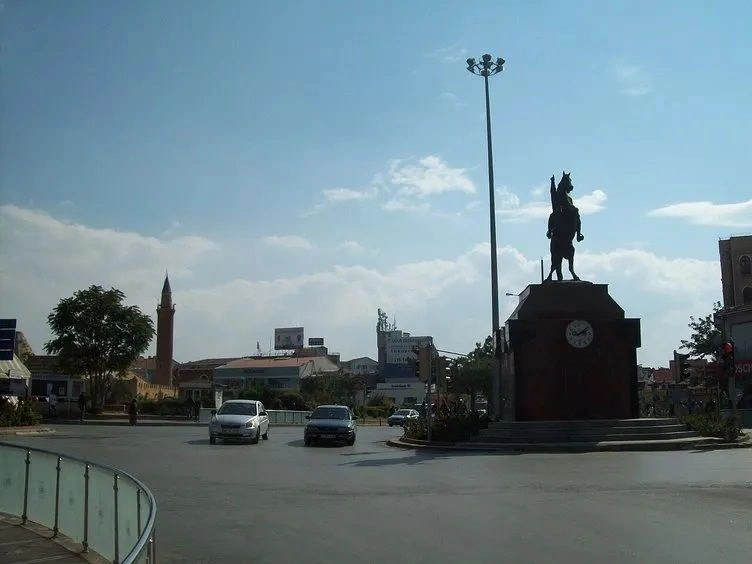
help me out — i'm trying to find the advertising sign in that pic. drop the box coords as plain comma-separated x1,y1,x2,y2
308,338,324,347
275,327,304,350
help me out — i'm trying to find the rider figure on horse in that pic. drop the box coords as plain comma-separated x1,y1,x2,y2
545,172,584,282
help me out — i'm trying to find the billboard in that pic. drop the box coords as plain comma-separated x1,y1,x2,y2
0,319,16,361
308,338,324,347
275,327,304,350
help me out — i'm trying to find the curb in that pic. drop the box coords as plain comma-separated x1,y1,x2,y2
0,426,56,436
387,435,752,453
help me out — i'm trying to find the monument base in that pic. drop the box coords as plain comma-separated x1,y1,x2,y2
501,281,640,421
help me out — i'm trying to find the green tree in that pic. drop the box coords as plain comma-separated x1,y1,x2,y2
680,301,722,360
45,285,155,408
453,336,493,411
300,372,362,407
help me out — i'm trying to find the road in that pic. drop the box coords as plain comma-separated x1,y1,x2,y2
4,424,752,563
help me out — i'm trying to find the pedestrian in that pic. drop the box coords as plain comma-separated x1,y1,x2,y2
128,398,139,426
49,392,58,418
194,398,201,421
78,392,87,422
185,396,194,420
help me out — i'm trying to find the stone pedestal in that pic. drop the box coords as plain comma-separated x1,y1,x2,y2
501,282,640,421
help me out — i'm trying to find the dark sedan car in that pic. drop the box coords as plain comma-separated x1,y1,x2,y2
304,405,357,446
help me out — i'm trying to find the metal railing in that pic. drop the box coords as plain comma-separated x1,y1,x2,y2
266,410,312,425
0,441,156,563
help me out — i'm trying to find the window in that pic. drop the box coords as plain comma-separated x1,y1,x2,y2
741,255,752,276
744,286,752,305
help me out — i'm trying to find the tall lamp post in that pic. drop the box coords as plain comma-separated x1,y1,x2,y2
466,54,505,420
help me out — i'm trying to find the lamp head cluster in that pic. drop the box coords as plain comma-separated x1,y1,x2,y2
466,54,505,77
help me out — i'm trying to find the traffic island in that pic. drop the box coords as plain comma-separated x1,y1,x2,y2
388,434,752,453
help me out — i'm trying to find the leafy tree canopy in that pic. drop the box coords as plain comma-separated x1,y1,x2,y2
45,285,155,406
680,301,722,360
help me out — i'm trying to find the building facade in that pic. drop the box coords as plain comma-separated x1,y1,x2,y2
377,330,434,381
213,356,339,396
719,235,752,308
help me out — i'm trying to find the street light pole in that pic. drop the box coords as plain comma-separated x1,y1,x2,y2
467,54,505,420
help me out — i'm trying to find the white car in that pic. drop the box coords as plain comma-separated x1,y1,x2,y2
209,399,270,444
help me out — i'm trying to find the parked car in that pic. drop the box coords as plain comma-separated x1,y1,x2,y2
304,405,356,446
208,399,269,445
387,408,420,427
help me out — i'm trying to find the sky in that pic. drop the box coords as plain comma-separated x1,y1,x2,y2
1,0,751,368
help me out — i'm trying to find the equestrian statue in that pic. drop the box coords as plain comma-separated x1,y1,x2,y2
545,171,584,282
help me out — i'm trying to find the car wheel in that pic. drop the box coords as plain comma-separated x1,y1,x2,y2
251,430,260,444
209,437,216,445
262,427,269,440
346,436,355,446
304,437,312,446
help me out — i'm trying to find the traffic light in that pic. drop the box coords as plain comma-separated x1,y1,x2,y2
414,359,420,379
673,350,690,382
721,340,735,374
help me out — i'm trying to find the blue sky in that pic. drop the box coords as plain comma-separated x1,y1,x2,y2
1,0,751,366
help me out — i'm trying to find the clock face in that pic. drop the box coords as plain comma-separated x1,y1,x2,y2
565,319,593,348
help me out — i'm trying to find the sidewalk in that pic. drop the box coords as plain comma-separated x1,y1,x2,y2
0,513,104,564
0,425,55,436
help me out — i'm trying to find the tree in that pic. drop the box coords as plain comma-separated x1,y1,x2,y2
453,336,493,411
680,301,722,360
45,285,155,408
300,372,362,407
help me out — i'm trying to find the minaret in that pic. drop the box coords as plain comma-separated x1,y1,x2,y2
155,274,175,386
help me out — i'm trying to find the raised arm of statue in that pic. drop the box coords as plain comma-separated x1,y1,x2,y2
550,175,556,212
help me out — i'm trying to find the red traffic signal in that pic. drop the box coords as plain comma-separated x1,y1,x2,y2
722,341,734,354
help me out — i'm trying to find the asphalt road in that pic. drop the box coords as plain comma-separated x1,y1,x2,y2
4,424,752,563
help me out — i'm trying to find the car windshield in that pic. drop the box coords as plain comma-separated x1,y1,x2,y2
396,410,412,415
218,402,256,416
311,407,350,420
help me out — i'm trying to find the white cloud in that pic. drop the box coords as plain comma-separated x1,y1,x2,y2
322,187,377,202
496,187,520,208
425,43,468,63
389,156,475,198
529,184,547,198
339,240,365,253
0,205,720,368
647,199,752,228
381,198,431,214
307,156,475,217
497,190,607,223
610,61,652,96
261,235,315,250
441,92,465,108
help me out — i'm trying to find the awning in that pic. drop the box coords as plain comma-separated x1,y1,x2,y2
0,355,31,379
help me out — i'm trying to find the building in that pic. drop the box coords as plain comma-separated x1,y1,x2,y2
717,235,752,393
25,355,85,400
719,235,752,308
155,275,176,386
176,357,240,400
213,356,340,396
377,328,434,381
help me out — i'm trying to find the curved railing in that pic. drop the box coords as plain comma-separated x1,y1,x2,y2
0,441,156,563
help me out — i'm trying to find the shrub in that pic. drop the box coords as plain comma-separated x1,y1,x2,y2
279,392,307,411
680,413,743,441
0,399,42,427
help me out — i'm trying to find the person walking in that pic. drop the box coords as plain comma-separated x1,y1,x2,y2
78,392,87,422
128,398,139,426
49,392,58,418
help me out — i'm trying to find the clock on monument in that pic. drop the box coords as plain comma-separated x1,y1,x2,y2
565,319,593,348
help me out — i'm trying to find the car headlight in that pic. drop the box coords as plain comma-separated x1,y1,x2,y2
246,420,255,428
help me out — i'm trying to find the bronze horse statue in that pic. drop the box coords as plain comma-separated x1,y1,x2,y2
545,172,584,282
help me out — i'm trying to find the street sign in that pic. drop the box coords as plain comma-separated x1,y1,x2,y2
0,320,16,361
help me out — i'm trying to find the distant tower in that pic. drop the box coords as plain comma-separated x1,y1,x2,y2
155,274,175,386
